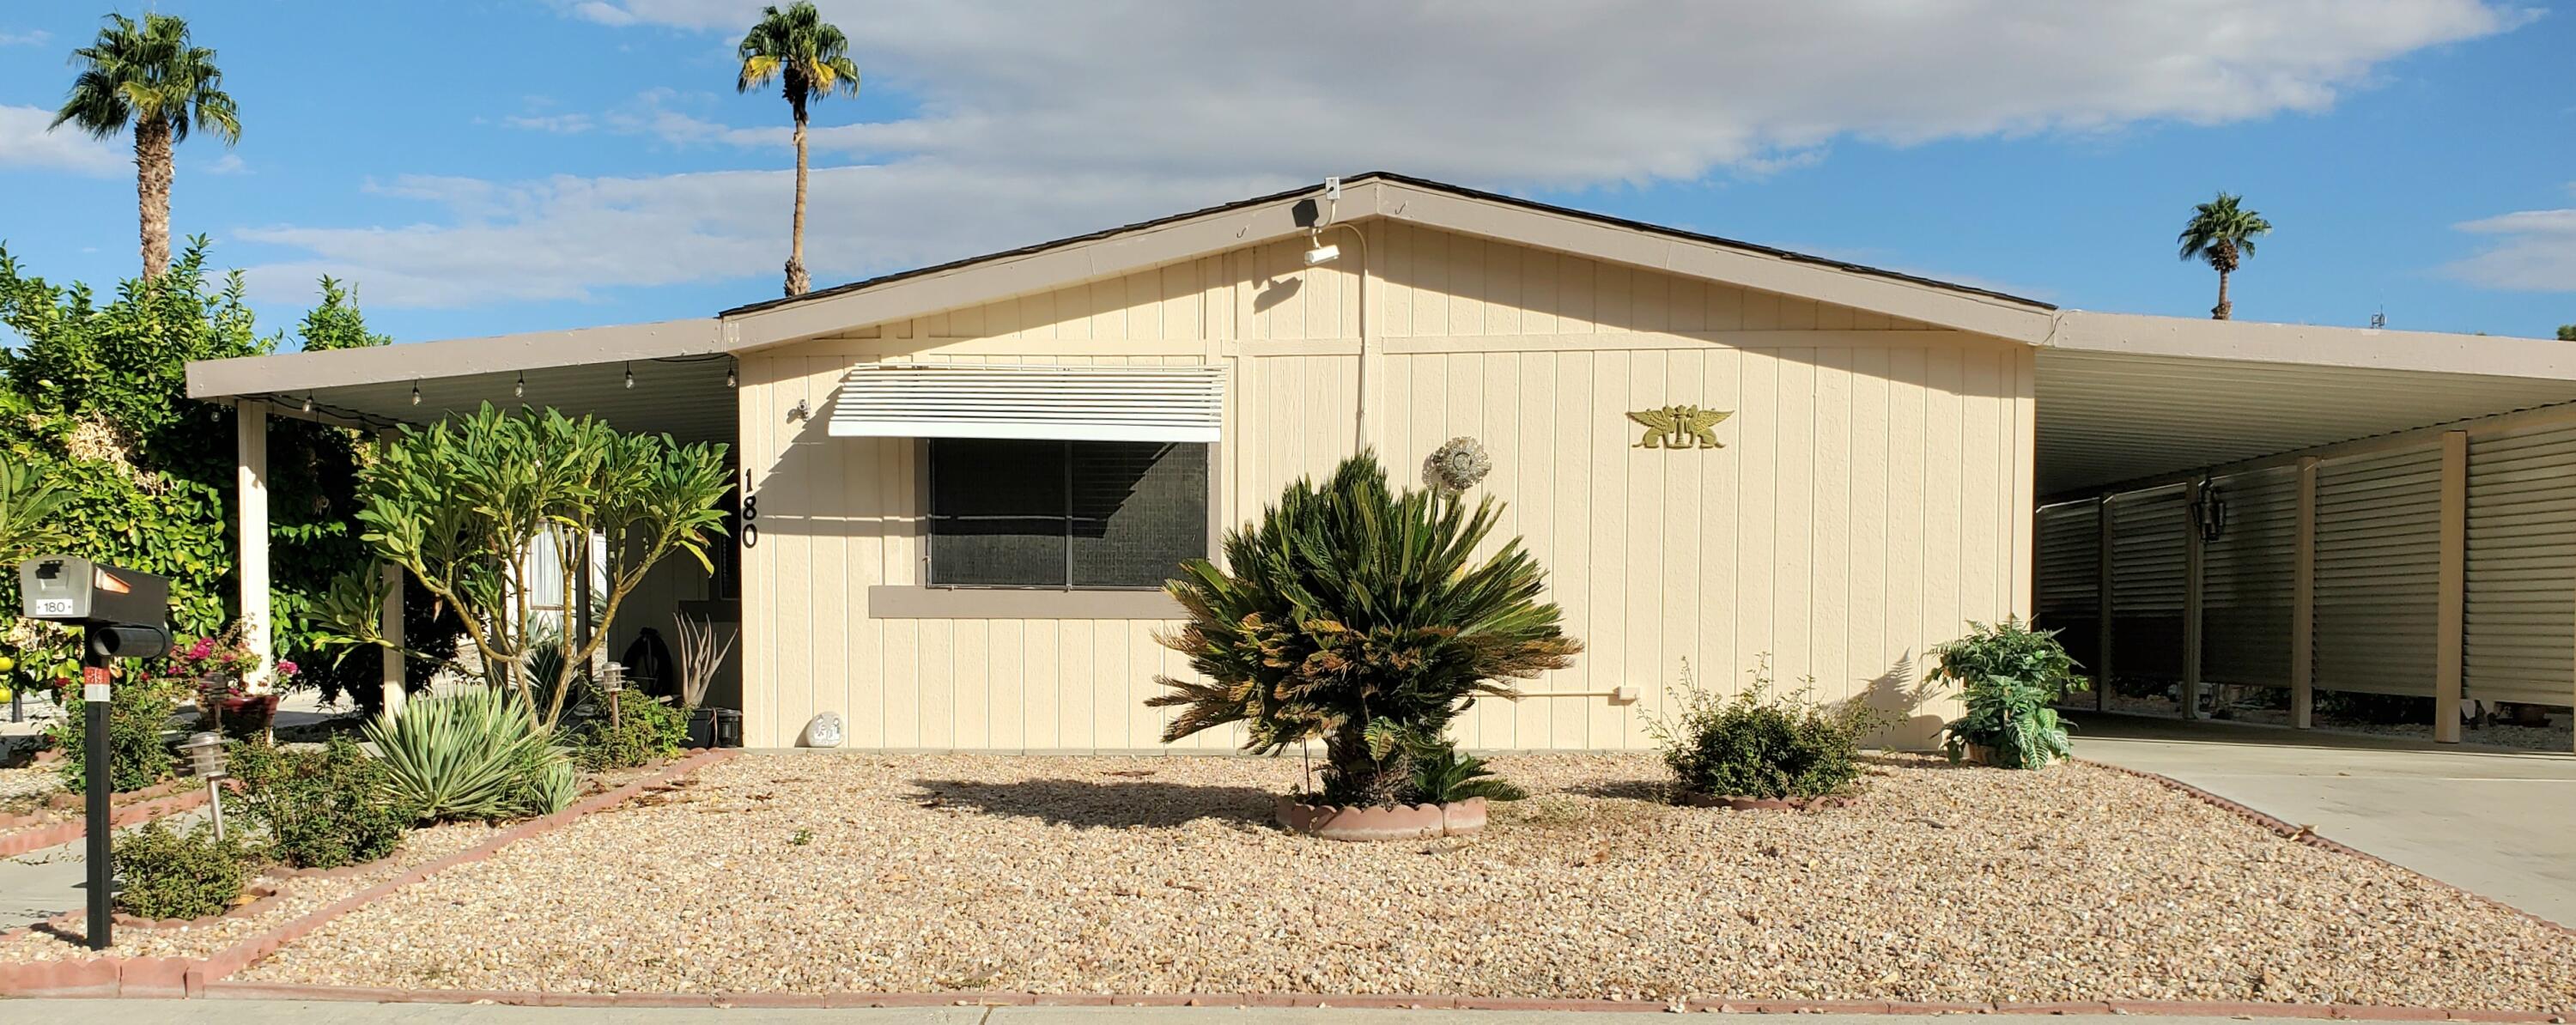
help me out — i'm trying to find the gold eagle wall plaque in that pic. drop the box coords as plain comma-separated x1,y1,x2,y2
1625,405,1732,449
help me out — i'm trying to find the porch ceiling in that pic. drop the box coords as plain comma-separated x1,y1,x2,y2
236,355,734,444
2037,314,2576,497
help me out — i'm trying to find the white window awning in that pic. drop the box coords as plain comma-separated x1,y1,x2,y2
829,362,1225,443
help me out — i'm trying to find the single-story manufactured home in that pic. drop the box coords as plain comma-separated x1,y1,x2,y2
188,173,2576,750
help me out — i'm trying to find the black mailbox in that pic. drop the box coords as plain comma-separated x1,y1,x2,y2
18,555,173,659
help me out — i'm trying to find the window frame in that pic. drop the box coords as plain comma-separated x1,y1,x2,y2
916,437,1220,593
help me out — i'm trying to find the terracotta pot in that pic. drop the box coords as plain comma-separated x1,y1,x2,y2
199,688,278,738
1274,795,1487,841
1677,791,1851,811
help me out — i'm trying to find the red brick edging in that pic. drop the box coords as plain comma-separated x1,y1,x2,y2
0,785,210,859
7,752,2567,1020
0,747,738,998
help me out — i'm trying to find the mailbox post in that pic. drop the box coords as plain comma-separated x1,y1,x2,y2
19,556,173,952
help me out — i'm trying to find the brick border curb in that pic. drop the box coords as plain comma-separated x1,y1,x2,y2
0,786,210,859
2073,757,2576,940
183,981,2569,1020
0,748,738,998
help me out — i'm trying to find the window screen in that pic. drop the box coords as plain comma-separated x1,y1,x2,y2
927,440,1208,589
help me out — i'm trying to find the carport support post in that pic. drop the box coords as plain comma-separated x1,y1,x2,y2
2182,478,2204,719
378,431,406,717
2095,495,2114,712
235,400,270,685
2291,457,2317,730
2435,430,2467,744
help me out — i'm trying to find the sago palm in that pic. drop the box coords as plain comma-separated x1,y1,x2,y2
736,2,861,298
1151,452,1580,808
51,13,241,282
2177,192,2271,320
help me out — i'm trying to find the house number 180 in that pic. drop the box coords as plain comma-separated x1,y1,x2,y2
740,471,758,549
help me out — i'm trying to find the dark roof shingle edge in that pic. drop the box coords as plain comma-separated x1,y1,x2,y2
717,171,2056,319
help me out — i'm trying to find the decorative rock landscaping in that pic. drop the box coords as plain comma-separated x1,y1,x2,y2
223,751,2576,1012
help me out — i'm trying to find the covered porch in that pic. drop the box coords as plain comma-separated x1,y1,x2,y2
2033,312,2576,750
185,318,741,713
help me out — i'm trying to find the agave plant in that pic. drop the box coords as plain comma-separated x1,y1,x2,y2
1151,452,1578,808
363,687,575,822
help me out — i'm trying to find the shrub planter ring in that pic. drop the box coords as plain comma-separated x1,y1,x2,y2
1676,791,1853,810
1275,796,1486,841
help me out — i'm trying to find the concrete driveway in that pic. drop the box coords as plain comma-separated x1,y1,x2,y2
2075,713,2576,928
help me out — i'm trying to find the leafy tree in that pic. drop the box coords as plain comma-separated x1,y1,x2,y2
0,451,70,560
321,404,732,727
50,13,241,282
2556,324,2575,342
2177,192,2271,320
736,1,860,298
0,243,456,713
1151,452,1579,808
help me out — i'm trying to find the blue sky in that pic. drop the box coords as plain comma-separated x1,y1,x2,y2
2,1,2571,345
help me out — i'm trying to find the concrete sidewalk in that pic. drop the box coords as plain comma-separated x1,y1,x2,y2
2075,713,2576,928
0,1001,2380,1025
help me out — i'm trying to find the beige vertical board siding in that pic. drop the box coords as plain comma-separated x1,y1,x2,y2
2200,465,2297,688
732,221,2028,749
2464,423,2576,705
2109,487,2189,682
2314,445,2444,697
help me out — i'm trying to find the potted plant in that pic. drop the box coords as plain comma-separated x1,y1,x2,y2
671,615,740,749
168,620,296,740
1929,619,2088,769
1150,452,1580,841
1649,655,1876,809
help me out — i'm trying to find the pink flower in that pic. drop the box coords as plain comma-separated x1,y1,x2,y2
187,637,215,659
275,659,298,677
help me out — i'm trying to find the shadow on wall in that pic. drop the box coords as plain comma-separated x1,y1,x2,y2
908,775,1277,830
1862,652,1949,750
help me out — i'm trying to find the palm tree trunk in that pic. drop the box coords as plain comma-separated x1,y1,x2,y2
785,112,811,297
134,119,174,282
2212,269,2232,320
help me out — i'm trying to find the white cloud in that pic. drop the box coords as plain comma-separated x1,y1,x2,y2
261,1,2526,310
0,105,126,177
0,29,51,46
503,112,598,134
204,153,249,175
2441,191,2576,292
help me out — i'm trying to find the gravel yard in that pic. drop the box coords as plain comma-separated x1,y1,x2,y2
0,820,502,961
226,751,2576,1010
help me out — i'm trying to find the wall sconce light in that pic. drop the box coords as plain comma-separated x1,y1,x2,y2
2190,478,2227,543
788,398,811,422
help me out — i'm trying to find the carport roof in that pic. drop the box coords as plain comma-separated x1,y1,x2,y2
181,173,2576,496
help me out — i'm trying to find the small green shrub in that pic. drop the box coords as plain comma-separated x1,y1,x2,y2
1932,619,2085,769
571,690,689,771
112,821,252,920
51,675,179,792
1406,737,1525,804
364,688,575,822
228,737,417,870
1649,656,1873,801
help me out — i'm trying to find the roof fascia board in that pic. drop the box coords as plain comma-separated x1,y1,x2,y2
722,183,1370,349
186,318,722,400
2047,312,2576,381
1366,179,2057,344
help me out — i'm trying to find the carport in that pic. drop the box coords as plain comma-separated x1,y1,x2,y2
2032,312,2576,749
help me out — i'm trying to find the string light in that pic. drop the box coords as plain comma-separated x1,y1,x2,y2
515,372,526,399
410,381,422,406
725,362,737,388
623,362,635,390
301,393,314,414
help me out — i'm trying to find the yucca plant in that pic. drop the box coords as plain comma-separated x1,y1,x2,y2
363,687,575,822
1151,452,1578,808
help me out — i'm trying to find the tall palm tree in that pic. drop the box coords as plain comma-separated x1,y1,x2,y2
2177,192,2271,320
50,13,241,282
736,2,860,298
